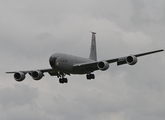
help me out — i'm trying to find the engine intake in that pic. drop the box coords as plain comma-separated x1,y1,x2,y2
14,72,25,82
31,71,43,80
126,55,138,65
97,61,109,71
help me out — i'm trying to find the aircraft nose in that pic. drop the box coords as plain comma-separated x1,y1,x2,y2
49,56,57,68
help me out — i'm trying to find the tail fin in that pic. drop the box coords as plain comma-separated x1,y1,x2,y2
89,32,97,61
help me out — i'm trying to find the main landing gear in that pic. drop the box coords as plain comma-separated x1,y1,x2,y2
57,73,95,84
86,74,95,80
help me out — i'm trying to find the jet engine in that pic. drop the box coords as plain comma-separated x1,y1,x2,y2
14,72,25,82
126,55,138,65
97,61,109,71
31,71,43,80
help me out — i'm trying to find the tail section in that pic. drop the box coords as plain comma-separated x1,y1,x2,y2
89,32,97,61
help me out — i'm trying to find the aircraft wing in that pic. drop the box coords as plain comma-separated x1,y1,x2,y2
73,49,164,72
116,49,164,65
6,68,54,73
6,67,61,81
6,68,58,76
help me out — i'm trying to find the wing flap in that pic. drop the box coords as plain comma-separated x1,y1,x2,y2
117,59,127,66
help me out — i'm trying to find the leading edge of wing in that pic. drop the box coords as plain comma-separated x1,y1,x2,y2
6,68,54,74
135,49,164,57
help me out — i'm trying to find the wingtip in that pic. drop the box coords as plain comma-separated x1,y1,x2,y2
156,49,164,52
159,49,164,52
6,72,16,74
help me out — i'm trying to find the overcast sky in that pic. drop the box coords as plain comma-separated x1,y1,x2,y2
0,0,165,120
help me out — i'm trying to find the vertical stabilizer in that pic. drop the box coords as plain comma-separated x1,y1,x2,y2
89,32,97,61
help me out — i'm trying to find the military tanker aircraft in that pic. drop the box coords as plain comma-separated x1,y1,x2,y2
6,32,164,84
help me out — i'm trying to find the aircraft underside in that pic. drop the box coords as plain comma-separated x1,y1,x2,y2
49,70,96,84
57,73,95,84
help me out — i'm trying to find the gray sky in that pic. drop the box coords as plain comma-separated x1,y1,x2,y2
0,0,165,120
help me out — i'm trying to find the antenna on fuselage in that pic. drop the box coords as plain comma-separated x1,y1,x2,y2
89,32,97,61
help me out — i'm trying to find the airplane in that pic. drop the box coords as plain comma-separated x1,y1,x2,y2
6,32,164,84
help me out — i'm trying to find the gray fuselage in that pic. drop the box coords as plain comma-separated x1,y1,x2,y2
49,53,94,74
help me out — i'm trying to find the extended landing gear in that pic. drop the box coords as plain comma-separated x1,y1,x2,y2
57,72,68,84
59,78,68,84
86,74,95,80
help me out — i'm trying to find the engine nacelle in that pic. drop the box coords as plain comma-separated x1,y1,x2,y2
97,61,109,71
31,71,43,80
126,55,138,65
14,72,25,82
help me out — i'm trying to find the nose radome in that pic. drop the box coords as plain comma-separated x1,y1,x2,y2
49,56,57,68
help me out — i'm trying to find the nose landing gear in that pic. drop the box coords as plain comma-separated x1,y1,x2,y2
57,72,68,84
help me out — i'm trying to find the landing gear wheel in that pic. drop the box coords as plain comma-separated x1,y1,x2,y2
59,78,68,84
86,74,95,80
86,74,90,79
91,74,95,79
64,78,68,83
59,78,63,83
